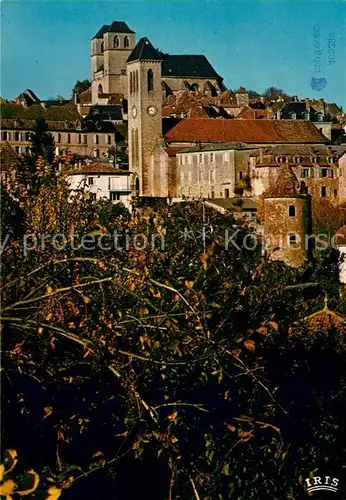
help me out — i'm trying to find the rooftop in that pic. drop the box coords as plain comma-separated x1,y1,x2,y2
165,119,329,144
161,54,221,80
92,21,135,39
264,163,302,198
68,163,131,175
127,37,162,63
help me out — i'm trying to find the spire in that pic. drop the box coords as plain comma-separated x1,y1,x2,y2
264,163,301,198
127,37,163,63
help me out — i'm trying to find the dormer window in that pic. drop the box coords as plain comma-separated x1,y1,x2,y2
124,36,129,48
294,156,301,163
328,157,335,164
278,156,286,163
113,36,119,48
311,156,318,164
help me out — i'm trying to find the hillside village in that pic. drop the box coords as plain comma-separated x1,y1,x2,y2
1,18,346,500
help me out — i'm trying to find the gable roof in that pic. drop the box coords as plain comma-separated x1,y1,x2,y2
92,21,135,39
127,37,163,63
161,54,221,79
165,119,329,144
69,163,131,175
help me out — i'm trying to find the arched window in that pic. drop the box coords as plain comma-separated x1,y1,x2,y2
101,42,104,53
135,177,140,192
134,129,139,163
98,84,103,95
124,36,129,48
147,69,154,92
130,72,133,93
113,35,119,48
135,71,139,92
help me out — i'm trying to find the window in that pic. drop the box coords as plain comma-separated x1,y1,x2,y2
113,35,119,48
135,71,139,92
93,135,99,145
301,168,310,178
90,193,97,201
239,171,244,180
294,156,301,163
77,134,82,144
101,42,104,53
14,132,20,141
66,133,71,144
210,152,214,163
328,157,335,165
199,153,203,163
121,69,126,75
289,205,296,217
124,36,129,48
84,135,88,145
88,177,94,186
15,146,20,154
224,188,230,198
288,234,297,246
106,135,112,145
334,189,338,198
147,69,154,92
110,192,120,201
321,168,327,178
98,84,103,95
57,133,61,143
211,191,215,199
321,186,327,197
1,131,7,141
93,149,100,158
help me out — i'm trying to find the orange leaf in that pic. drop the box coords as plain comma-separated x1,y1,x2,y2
243,340,255,353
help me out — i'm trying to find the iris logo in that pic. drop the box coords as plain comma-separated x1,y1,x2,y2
305,475,339,494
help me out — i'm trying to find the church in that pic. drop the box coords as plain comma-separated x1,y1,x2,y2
91,21,226,104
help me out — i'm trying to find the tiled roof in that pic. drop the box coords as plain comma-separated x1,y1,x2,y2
0,103,80,122
79,89,92,104
127,37,162,63
69,163,131,175
165,119,329,144
92,21,135,39
161,55,221,79
264,164,301,198
300,298,345,333
236,106,271,120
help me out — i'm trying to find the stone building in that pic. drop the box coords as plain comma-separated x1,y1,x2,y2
91,21,225,104
176,143,256,199
0,101,127,161
250,145,346,203
263,164,312,267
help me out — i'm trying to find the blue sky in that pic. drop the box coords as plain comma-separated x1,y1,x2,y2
1,1,345,108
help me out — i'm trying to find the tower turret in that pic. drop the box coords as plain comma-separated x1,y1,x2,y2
126,37,163,196
263,164,312,267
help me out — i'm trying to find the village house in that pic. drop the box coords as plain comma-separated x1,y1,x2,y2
67,162,132,208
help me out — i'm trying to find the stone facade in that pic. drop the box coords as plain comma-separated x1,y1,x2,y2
264,196,312,267
127,54,163,196
176,146,254,199
91,25,136,104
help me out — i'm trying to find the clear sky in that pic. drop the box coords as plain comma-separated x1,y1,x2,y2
1,0,345,108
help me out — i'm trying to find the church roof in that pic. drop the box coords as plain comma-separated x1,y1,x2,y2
92,21,135,39
264,163,301,198
161,55,221,79
127,37,163,63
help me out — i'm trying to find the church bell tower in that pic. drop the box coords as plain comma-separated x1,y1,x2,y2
126,37,163,196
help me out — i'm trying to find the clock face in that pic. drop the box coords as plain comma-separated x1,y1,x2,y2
132,105,137,118
147,105,158,117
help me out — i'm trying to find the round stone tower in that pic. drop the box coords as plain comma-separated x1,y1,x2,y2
263,164,312,267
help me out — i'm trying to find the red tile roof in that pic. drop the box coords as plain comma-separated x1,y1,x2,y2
165,119,329,144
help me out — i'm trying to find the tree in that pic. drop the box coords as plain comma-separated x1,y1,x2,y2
1,160,345,499
263,86,289,103
248,89,261,99
72,79,91,95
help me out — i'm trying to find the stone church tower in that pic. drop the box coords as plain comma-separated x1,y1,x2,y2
126,38,163,196
263,164,312,267
91,22,136,103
